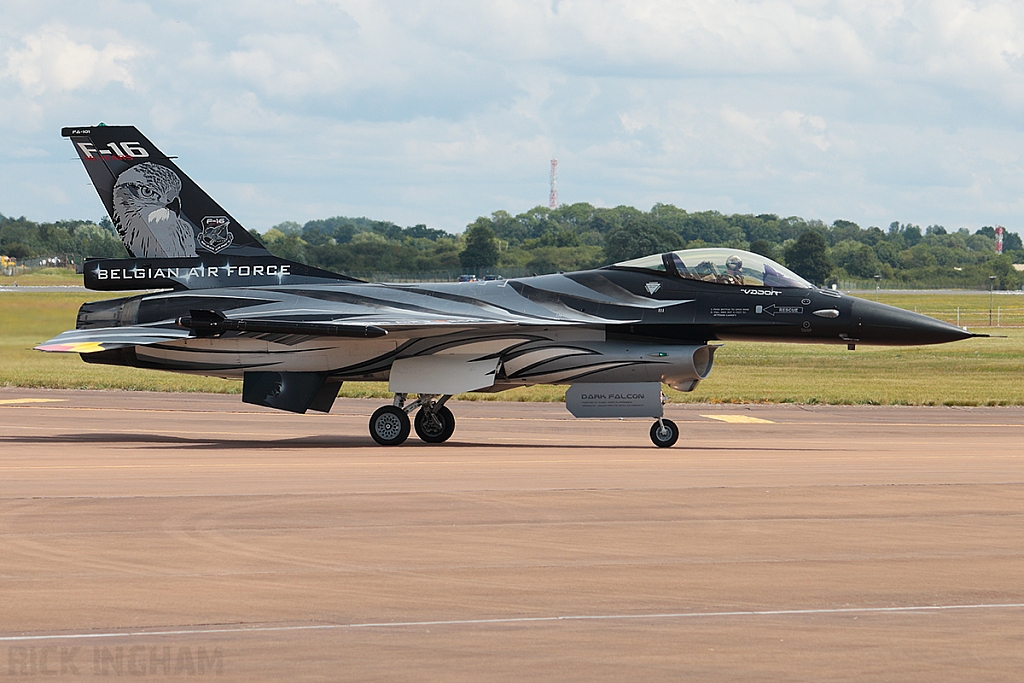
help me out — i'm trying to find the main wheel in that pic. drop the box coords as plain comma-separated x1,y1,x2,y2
650,419,679,448
414,406,456,443
370,406,411,446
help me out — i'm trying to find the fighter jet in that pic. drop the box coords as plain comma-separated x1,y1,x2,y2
38,125,980,447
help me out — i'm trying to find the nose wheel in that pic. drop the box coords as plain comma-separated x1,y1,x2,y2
650,418,679,448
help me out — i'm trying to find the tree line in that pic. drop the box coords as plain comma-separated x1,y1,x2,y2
3,204,1022,289
0,215,125,264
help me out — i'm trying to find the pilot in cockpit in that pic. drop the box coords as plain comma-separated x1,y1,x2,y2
721,255,744,285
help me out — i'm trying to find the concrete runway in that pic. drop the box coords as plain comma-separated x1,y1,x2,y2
1,387,1023,681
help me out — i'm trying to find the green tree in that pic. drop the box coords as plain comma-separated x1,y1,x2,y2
459,222,499,271
733,214,781,244
847,244,882,278
829,219,862,246
833,240,882,278
1004,231,1023,252
784,231,832,285
262,229,308,263
985,255,1023,289
975,226,996,240
269,221,302,236
874,241,900,268
667,209,744,244
748,239,777,260
75,223,127,258
603,215,681,262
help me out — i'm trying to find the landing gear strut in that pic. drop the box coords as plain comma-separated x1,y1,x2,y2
369,394,455,446
650,418,679,448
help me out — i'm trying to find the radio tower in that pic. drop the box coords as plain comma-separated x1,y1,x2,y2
548,159,559,209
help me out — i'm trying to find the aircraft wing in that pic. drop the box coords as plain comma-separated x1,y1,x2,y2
35,312,600,356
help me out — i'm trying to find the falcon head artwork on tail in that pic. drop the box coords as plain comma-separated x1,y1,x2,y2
111,162,197,258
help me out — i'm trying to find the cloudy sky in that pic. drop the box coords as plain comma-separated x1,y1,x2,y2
2,0,1024,235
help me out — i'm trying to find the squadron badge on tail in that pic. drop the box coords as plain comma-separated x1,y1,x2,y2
197,215,234,253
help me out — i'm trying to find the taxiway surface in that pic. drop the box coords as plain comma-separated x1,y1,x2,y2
2,388,1023,681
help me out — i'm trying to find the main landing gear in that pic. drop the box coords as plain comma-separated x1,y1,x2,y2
650,418,679,448
369,394,455,446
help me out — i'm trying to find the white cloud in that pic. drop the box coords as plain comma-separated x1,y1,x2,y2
3,26,138,96
207,91,289,133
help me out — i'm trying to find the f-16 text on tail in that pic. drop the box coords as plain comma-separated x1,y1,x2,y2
39,125,981,447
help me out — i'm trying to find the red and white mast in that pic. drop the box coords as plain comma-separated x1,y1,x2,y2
548,159,559,209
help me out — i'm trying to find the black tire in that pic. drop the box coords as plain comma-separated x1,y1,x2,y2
650,419,679,448
414,406,456,443
370,406,411,446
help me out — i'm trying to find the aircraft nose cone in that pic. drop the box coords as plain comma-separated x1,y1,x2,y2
850,298,973,345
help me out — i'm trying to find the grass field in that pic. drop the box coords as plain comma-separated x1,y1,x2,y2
0,267,82,287
2,290,1021,405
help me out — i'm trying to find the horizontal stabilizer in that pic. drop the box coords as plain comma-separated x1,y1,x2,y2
177,310,387,338
35,326,190,353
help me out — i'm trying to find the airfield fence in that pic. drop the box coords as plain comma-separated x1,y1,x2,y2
837,278,1024,292
1,256,75,276
849,289,1024,328
874,305,1024,328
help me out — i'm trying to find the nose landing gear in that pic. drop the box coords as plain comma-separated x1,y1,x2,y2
369,393,455,445
650,418,679,448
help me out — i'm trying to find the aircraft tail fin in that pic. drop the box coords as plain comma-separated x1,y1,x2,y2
62,125,270,259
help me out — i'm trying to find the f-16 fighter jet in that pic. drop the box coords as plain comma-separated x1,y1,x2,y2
38,126,980,447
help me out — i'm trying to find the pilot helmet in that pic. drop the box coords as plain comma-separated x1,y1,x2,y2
725,255,743,271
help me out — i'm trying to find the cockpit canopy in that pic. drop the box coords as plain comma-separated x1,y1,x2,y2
609,248,813,289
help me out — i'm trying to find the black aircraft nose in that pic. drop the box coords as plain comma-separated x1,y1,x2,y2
850,298,974,346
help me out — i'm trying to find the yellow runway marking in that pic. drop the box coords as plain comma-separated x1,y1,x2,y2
701,414,775,424
0,398,66,405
